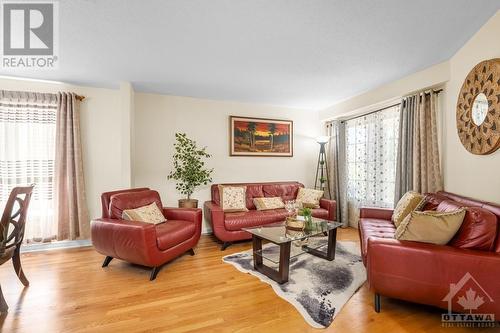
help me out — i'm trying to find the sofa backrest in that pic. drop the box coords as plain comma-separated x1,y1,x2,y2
428,191,500,253
108,190,163,220
211,182,304,210
100,187,150,218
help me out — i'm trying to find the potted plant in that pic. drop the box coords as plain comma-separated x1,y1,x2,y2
167,133,213,208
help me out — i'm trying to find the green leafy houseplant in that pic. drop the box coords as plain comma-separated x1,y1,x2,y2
167,133,213,208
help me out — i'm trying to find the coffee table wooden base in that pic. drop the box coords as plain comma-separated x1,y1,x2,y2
302,228,337,261
252,236,291,284
251,228,337,284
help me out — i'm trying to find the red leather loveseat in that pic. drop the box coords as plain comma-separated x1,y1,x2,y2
204,181,336,250
359,191,500,318
91,188,202,280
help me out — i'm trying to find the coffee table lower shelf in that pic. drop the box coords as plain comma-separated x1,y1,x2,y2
251,228,337,284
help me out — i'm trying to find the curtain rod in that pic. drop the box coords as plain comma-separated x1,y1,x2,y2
75,95,85,101
338,103,401,123
332,88,443,124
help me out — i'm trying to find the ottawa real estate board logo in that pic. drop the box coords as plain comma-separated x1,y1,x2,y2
441,272,496,328
1,1,58,69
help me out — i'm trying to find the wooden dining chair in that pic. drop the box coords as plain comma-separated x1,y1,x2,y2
0,185,34,313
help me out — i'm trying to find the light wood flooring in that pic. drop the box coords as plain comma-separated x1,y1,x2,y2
1,228,498,332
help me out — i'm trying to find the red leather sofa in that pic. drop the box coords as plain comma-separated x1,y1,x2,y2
204,181,336,250
91,188,202,280
359,191,500,318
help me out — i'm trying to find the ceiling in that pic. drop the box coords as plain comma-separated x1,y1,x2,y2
2,0,499,110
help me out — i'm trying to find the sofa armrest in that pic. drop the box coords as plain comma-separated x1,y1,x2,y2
319,198,337,221
203,201,227,237
90,218,158,266
163,207,202,227
367,237,500,311
359,207,393,220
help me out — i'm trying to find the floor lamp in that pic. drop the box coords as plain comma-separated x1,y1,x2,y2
314,136,331,198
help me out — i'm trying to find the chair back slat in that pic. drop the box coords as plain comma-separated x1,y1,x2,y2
0,185,35,254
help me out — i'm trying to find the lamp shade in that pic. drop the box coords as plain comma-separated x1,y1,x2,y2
316,136,330,144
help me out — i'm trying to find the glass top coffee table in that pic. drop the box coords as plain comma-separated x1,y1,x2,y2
243,218,342,284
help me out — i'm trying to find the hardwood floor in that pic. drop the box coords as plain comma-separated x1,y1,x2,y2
0,228,497,333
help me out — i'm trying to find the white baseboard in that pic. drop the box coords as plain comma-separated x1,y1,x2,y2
21,239,92,253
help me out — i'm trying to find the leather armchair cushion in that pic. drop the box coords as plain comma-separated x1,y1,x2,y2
156,220,196,251
109,190,163,220
224,209,290,231
437,200,498,251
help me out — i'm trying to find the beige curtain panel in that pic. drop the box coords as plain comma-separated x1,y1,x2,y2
54,92,90,240
395,90,443,203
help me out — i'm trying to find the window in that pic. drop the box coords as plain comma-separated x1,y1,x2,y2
0,92,58,242
345,105,400,210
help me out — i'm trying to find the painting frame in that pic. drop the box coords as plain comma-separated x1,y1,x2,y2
229,116,294,157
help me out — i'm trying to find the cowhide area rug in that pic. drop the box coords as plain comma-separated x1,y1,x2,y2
223,239,366,328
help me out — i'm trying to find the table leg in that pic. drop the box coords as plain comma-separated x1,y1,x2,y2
252,236,291,284
278,242,291,283
302,228,337,261
252,236,263,269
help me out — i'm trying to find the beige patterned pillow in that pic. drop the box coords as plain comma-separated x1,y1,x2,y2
219,185,248,212
122,202,166,224
296,188,323,209
392,191,425,227
395,209,466,245
253,197,285,211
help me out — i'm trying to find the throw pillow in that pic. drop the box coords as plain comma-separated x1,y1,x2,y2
218,185,248,212
122,202,166,224
395,209,466,245
296,188,323,209
253,197,285,211
392,191,425,227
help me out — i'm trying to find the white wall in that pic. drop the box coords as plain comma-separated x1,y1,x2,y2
0,77,320,235
0,77,126,221
319,10,500,204
319,61,450,121
133,93,321,232
443,11,500,203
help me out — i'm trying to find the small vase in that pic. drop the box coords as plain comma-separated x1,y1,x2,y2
304,215,313,230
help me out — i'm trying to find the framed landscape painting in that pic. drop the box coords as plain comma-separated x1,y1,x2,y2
229,116,293,157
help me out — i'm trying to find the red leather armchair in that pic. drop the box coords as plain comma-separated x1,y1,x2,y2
91,188,202,280
204,182,336,250
359,191,500,318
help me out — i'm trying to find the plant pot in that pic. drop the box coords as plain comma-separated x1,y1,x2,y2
178,199,198,208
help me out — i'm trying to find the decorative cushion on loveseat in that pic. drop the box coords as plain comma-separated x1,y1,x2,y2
296,188,324,208
219,185,248,212
395,209,466,245
253,197,285,210
392,191,425,227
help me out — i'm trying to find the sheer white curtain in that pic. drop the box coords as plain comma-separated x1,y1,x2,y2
0,90,58,243
345,105,400,226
